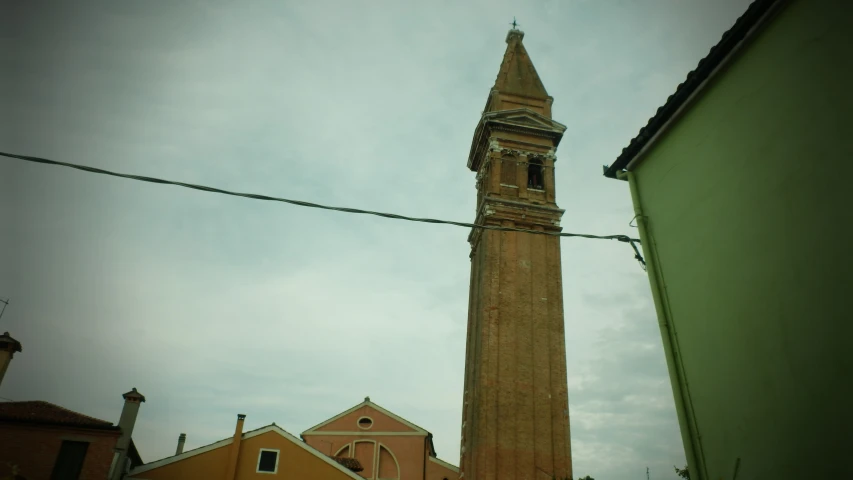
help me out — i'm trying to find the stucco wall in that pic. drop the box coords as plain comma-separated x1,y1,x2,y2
630,0,853,478
305,433,426,480
0,423,120,480
425,458,458,480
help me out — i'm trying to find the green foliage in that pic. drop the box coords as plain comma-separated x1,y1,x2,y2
674,465,690,479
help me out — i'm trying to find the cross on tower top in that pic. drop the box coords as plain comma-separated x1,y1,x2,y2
510,17,520,30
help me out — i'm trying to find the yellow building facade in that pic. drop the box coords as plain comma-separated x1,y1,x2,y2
127,399,459,480
127,416,361,480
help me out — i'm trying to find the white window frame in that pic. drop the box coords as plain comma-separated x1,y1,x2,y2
256,448,280,474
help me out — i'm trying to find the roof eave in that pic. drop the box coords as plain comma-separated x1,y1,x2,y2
603,0,788,179
0,418,120,431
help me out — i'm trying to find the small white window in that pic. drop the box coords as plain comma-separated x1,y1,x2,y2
257,448,280,474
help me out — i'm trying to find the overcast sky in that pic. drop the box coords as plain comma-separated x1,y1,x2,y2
1,1,751,479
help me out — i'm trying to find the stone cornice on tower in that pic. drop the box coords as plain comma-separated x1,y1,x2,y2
468,108,567,171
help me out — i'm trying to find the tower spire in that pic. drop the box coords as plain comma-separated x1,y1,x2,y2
481,25,553,121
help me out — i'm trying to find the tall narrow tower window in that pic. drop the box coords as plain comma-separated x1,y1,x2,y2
527,160,544,190
500,156,517,186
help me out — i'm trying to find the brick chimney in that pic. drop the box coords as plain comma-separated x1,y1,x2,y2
110,387,146,480
225,414,245,480
176,433,187,455
0,332,22,390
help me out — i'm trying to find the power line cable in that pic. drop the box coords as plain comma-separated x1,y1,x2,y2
1,151,646,269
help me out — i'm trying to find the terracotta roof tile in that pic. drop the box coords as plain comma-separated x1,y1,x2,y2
329,456,364,472
0,401,118,430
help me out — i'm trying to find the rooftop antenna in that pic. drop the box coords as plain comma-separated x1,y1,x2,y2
510,17,520,30
0,298,8,321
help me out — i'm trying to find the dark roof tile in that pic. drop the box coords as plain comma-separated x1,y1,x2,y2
0,401,117,430
329,456,364,472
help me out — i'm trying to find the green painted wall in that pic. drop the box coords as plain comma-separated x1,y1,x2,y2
629,0,853,478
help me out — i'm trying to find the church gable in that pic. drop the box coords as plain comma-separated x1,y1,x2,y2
303,399,427,435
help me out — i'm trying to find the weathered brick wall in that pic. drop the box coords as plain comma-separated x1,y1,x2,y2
0,423,119,480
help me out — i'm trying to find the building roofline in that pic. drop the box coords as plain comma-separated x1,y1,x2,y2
129,423,363,479
603,0,787,179
0,418,121,432
429,455,460,473
0,332,22,353
0,400,119,431
301,398,430,437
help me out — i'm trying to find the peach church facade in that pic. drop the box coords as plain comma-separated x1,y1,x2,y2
302,397,458,480
126,398,458,480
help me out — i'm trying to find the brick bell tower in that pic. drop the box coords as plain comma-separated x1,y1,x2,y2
459,27,572,480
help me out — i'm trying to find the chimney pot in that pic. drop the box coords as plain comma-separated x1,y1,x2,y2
0,332,22,390
176,433,187,455
238,414,246,420
111,387,145,480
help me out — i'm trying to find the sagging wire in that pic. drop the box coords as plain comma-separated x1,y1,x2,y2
1,150,646,269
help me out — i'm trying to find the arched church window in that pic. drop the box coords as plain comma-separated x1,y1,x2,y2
527,159,544,190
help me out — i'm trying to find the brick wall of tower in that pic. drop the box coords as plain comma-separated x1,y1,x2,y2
462,215,572,480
